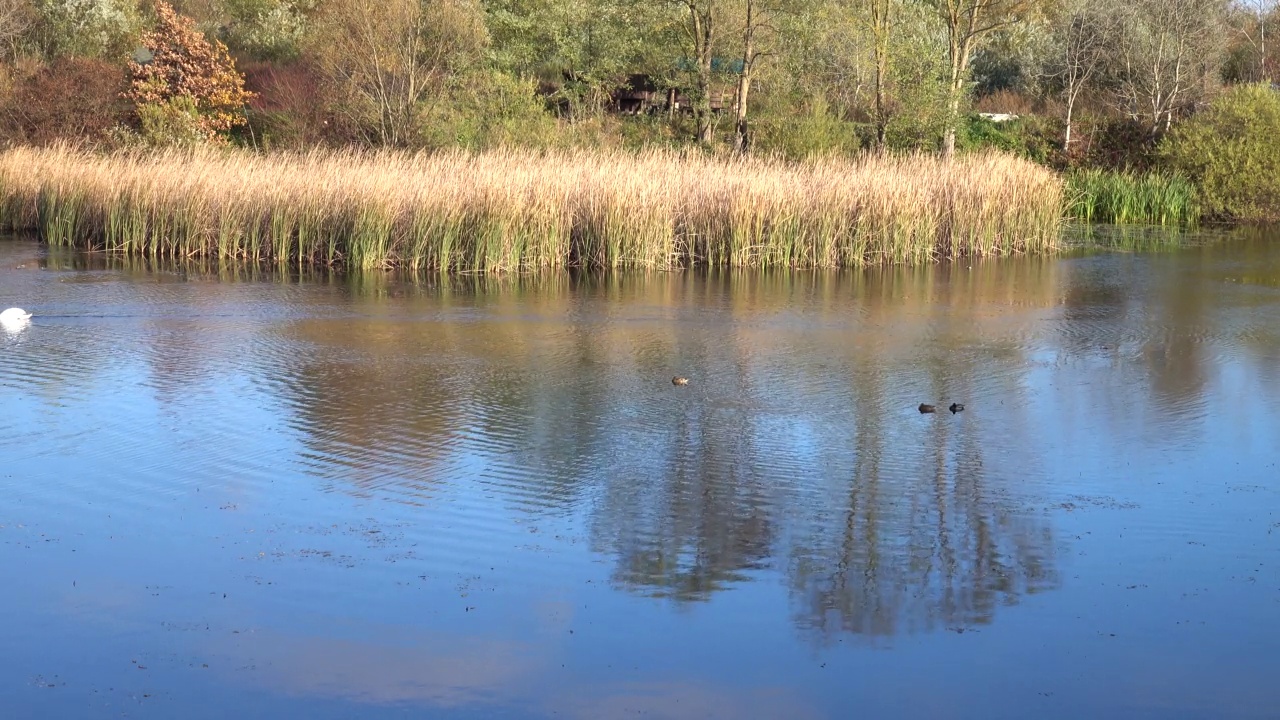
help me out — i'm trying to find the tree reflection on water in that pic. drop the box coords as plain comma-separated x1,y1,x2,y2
30,237,1280,642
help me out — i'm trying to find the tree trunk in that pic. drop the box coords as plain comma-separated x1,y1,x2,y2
871,0,890,148
943,90,960,158
874,68,888,149
1063,101,1074,153
734,0,754,154
1261,15,1267,82
689,1,715,145
734,64,750,153
696,64,713,144
942,18,969,160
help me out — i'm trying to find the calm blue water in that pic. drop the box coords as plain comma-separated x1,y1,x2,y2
1,236,1278,719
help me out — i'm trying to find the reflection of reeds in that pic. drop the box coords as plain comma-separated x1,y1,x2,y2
1066,169,1201,226
0,145,1063,272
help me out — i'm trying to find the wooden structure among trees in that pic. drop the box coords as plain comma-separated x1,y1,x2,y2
612,74,733,115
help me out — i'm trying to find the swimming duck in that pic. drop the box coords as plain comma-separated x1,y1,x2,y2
672,376,689,386
918,403,936,413
949,403,965,414
0,307,31,324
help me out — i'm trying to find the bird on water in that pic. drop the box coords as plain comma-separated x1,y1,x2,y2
0,307,31,325
950,403,965,414
672,376,689,386
918,403,936,413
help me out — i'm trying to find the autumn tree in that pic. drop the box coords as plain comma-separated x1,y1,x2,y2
127,1,254,142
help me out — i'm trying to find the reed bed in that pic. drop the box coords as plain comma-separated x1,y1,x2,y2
0,145,1063,271
1066,169,1201,227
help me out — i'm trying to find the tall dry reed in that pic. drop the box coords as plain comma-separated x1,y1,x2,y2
0,145,1063,271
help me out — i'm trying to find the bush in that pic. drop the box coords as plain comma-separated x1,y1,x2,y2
614,114,686,152
0,57,131,145
752,98,863,159
1075,116,1159,172
137,95,207,147
957,114,1060,166
973,89,1039,116
242,60,337,148
216,0,313,60
34,0,141,59
1161,84,1280,221
417,71,559,150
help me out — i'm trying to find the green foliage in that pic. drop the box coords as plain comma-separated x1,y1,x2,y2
958,116,1020,153
417,71,559,150
136,95,207,147
773,0,865,116
1161,84,1280,221
958,114,1059,165
969,18,1053,97
217,0,314,60
776,0,950,151
614,114,685,152
1066,169,1201,226
883,96,947,152
485,0,666,115
881,3,952,151
34,0,141,59
753,98,863,159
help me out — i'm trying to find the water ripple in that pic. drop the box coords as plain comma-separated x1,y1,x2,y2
4,237,1280,719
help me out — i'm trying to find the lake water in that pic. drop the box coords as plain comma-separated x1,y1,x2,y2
1,232,1278,719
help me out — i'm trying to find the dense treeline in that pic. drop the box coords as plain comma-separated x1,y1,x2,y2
0,0,1277,217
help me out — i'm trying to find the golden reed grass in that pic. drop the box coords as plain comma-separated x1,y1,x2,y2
0,145,1063,271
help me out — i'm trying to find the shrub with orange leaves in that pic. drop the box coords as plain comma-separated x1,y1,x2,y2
127,1,255,142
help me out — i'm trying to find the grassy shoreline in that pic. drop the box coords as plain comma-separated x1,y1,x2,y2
0,146,1063,272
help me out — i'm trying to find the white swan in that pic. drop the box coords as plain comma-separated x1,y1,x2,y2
1,307,32,325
